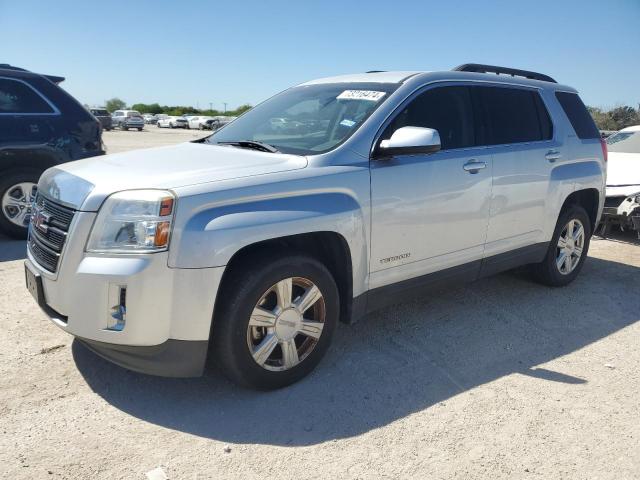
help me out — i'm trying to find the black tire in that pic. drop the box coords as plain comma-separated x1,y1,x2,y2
137,128,142,131
170,123,174,129
121,125,128,131
531,205,592,287
212,252,339,390
0,169,41,239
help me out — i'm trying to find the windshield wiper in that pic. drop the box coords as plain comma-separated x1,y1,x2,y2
216,140,280,153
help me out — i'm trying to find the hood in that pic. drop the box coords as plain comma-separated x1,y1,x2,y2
39,142,307,211
606,152,640,197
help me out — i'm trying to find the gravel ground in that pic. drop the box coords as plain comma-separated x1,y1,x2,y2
1,128,639,479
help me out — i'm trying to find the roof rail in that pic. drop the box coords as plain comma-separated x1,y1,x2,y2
365,70,386,73
453,63,556,83
0,64,65,84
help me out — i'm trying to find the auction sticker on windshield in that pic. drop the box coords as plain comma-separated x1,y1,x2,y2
337,90,386,101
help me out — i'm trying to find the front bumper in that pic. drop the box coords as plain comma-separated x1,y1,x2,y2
26,211,225,377
78,337,209,377
599,193,640,235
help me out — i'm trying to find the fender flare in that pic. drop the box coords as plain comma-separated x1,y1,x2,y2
168,191,368,291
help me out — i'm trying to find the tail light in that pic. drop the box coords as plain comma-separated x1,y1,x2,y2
600,137,608,162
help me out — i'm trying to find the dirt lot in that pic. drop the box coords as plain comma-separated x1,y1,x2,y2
1,128,639,479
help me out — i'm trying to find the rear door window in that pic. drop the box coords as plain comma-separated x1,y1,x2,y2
0,78,55,114
554,91,600,139
384,85,476,150
476,86,549,145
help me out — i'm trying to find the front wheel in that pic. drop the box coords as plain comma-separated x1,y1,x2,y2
0,170,40,239
212,253,339,390
531,205,591,287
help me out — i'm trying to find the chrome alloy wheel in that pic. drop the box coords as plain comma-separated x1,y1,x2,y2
1,182,37,227
556,218,585,275
247,277,326,372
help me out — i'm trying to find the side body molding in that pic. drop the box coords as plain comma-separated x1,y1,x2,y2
168,190,369,295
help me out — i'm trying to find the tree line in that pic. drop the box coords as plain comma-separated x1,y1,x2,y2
587,105,639,131
104,97,252,117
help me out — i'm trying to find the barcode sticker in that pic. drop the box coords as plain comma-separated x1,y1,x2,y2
337,90,386,102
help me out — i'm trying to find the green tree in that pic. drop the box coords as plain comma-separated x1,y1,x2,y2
131,103,164,114
587,107,617,131
609,106,639,130
105,97,126,112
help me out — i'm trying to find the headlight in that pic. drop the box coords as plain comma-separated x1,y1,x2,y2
86,190,175,253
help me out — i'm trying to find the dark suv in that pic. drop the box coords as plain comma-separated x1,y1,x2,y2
0,64,104,238
89,108,112,131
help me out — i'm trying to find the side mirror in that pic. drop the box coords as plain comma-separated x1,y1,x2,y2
377,126,441,157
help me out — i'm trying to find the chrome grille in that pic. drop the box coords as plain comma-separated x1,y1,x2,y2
28,194,75,273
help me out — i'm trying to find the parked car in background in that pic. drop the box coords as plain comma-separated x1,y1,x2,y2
202,116,237,131
600,130,617,139
143,114,156,124
111,110,144,131
0,64,104,238
156,116,179,128
599,125,640,237
25,64,605,389
90,107,112,131
187,116,212,129
174,115,190,129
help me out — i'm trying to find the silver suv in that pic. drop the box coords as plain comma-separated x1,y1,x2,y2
111,110,144,131
25,64,606,389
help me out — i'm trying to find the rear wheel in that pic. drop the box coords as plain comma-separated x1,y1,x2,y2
531,205,591,287
0,170,40,239
212,253,339,390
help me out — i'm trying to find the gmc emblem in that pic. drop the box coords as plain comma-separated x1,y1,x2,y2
32,209,50,234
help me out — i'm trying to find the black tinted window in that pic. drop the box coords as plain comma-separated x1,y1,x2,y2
385,86,476,150
555,92,599,139
0,78,54,114
478,87,547,145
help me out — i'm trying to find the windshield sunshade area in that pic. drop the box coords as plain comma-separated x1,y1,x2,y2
607,131,640,154
206,82,399,155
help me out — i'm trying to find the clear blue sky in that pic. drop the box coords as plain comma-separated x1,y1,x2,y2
1,0,638,110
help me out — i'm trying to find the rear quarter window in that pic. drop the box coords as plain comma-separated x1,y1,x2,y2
554,91,599,139
0,78,55,114
477,86,550,145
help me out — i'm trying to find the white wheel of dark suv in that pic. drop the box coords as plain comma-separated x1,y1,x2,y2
0,171,39,239
212,252,338,390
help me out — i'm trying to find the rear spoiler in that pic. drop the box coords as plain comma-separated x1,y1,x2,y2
43,74,65,84
0,64,65,84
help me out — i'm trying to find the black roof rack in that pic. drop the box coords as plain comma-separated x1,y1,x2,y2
0,64,65,84
365,70,386,73
453,63,556,83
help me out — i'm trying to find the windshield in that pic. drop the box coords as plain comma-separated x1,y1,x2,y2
206,82,399,155
607,130,640,154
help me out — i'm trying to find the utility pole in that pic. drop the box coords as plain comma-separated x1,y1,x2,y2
209,102,213,112
223,102,227,113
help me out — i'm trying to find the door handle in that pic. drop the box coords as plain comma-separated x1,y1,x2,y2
463,160,487,173
545,150,561,162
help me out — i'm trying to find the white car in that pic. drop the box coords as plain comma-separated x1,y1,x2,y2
600,125,640,236
156,116,180,128
187,116,213,130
